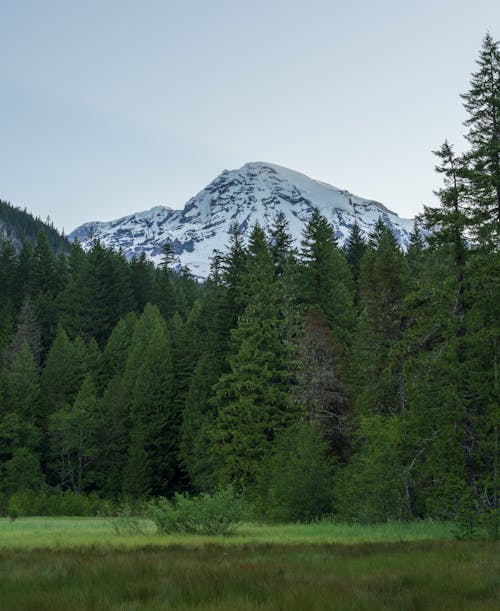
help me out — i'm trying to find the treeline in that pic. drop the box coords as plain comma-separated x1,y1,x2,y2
0,34,498,524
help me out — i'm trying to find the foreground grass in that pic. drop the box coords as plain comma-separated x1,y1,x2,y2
0,542,498,610
0,516,457,549
0,519,497,609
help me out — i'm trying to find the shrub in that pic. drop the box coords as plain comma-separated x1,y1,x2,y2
148,487,250,536
111,499,147,535
5,489,107,517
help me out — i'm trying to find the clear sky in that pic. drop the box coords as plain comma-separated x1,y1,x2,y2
1,1,498,233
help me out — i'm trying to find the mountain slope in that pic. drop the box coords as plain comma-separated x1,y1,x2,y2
69,162,414,278
0,199,69,254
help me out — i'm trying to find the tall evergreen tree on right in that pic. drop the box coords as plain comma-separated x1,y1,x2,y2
460,33,500,523
416,34,500,523
461,33,500,249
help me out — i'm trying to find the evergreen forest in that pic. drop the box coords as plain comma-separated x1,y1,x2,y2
0,34,498,527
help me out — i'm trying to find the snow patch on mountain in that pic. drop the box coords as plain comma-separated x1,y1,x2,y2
69,162,415,278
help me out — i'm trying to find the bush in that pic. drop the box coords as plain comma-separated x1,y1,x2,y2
111,499,148,535
6,489,107,517
148,487,250,536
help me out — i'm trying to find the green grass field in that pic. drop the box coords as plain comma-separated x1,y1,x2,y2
0,518,498,610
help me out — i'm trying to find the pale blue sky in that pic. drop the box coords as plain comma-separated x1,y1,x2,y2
1,0,498,232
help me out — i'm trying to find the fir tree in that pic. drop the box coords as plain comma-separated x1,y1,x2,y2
352,218,409,417
420,142,473,496
212,225,296,489
122,426,151,499
29,232,60,356
344,220,367,303
5,297,41,371
95,375,130,496
461,32,500,247
48,374,100,492
5,341,40,425
299,210,355,348
40,326,87,421
122,305,176,495
130,252,155,312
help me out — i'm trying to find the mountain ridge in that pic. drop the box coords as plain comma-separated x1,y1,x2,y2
69,162,415,278
0,199,70,254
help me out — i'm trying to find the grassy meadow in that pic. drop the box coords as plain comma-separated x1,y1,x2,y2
0,518,498,610
0,516,459,549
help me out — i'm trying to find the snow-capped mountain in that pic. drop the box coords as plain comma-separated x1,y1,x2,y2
69,162,415,278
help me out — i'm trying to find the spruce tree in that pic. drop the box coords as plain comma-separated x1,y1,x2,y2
5,297,41,371
406,221,427,280
40,324,88,468
85,242,134,345
29,232,60,357
122,426,151,499
352,218,409,417
461,33,500,247
122,305,176,495
58,241,92,339
179,273,235,491
212,225,296,489
339,219,410,520
299,210,355,348
99,312,138,390
48,374,100,492
130,252,155,312
344,220,367,303
420,142,474,499
95,375,130,496
6,341,40,425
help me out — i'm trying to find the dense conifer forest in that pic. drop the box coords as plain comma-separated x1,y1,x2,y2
0,34,498,526
0,199,70,254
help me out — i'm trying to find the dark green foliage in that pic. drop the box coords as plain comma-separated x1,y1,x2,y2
40,326,86,420
94,375,130,496
85,242,134,345
256,423,334,522
130,252,155,311
4,342,40,423
344,220,367,304
2,448,44,495
333,414,409,522
5,299,42,371
29,233,61,356
121,427,151,499
6,489,105,517
99,312,138,390
0,199,69,254
299,210,355,348
212,225,297,489
351,218,409,417
48,375,100,492
122,305,176,495
461,32,500,248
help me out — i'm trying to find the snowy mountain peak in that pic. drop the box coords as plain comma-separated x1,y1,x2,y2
69,162,414,278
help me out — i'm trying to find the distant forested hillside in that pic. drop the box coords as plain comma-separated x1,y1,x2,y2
0,199,69,254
